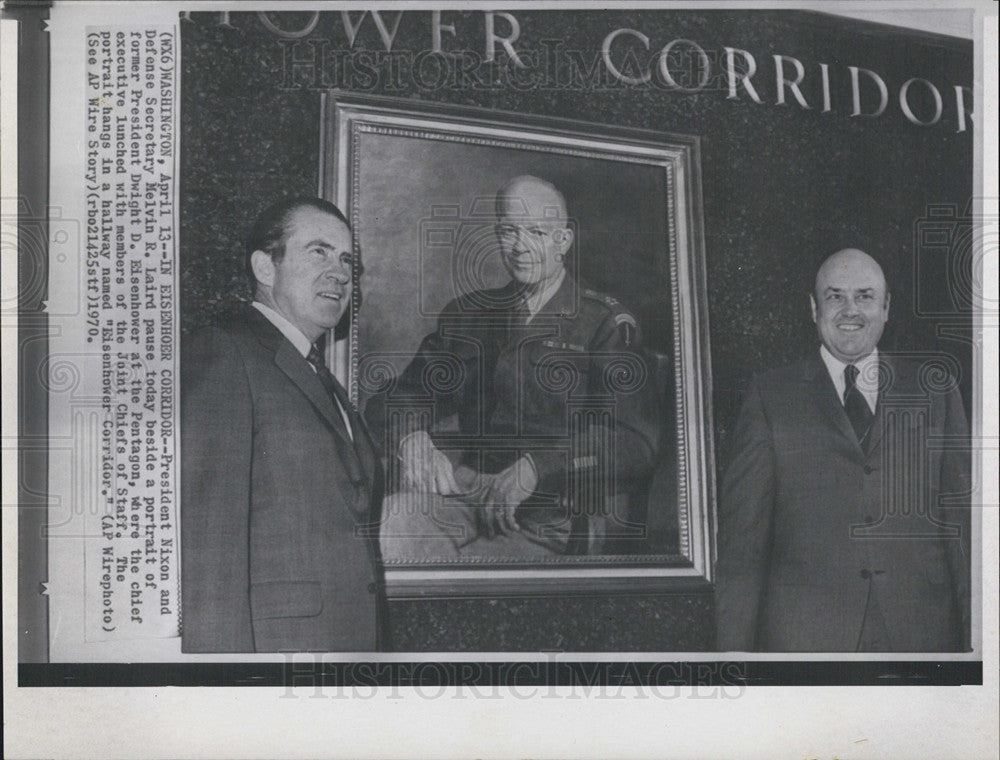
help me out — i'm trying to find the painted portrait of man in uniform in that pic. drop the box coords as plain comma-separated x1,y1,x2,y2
324,95,712,582
370,174,665,561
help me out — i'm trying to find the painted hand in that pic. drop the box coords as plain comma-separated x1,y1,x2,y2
481,456,538,537
398,431,460,495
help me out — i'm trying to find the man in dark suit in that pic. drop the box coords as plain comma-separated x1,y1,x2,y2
181,197,383,653
716,248,971,652
372,175,661,558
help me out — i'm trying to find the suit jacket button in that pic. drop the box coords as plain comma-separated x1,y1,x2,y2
863,465,874,474
860,569,871,579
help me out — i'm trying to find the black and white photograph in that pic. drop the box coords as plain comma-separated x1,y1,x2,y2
2,2,997,758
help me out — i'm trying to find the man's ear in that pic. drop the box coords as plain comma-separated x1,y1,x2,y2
884,291,891,320
553,226,574,252
250,250,275,289
809,293,818,324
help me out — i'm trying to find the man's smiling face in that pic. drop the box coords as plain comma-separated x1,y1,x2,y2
810,248,890,363
494,176,572,293
253,205,353,344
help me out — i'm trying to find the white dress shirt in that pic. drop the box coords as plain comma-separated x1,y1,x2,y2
819,344,879,414
253,301,353,439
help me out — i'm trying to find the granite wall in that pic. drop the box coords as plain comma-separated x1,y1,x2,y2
180,10,973,651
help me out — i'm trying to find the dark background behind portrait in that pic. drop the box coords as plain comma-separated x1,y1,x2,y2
180,10,973,651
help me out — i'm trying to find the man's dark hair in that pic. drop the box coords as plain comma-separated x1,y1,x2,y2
244,196,352,295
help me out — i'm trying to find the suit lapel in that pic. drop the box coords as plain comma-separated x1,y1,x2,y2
349,407,382,520
865,355,892,454
273,340,352,444
243,307,367,515
329,373,380,483
245,306,382,507
245,305,345,439
805,356,866,457
245,306,371,488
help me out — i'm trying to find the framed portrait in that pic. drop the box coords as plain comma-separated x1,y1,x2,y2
323,93,713,596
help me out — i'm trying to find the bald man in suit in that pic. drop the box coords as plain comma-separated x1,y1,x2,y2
716,249,971,652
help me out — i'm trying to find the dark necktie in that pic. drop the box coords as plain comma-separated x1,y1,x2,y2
844,364,874,447
305,344,377,521
307,343,355,443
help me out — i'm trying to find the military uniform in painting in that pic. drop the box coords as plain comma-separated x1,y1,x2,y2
371,275,662,559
